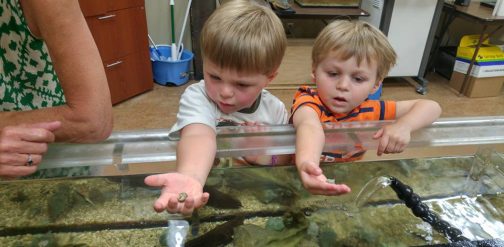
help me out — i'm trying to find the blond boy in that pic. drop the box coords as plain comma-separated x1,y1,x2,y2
291,20,442,196
145,0,288,215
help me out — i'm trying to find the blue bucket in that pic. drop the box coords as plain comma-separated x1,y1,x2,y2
368,83,382,100
150,45,194,86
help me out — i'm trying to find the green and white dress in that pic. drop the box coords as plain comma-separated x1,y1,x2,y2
0,0,65,111
0,0,92,178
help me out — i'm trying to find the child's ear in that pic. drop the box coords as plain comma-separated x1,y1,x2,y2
371,81,383,93
311,65,317,83
265,70,279,86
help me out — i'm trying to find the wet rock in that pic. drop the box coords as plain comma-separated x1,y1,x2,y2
10,191,28,203
282,211,307,228
318,226,337,247
307,222,319,238
159,229,169,247
266,217,285,231
338,227,380,247
29,233,58,247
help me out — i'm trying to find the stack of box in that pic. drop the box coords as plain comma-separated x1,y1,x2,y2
449,34,504,97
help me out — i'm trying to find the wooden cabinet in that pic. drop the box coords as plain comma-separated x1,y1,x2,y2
79,0,153,104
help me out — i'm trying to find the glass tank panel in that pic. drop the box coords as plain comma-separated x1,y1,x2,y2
38,116,504,172
1,117,504,246
1,150,504,245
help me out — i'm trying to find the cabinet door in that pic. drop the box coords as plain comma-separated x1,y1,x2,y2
85,7,148,62
79,0,109,17
79,0,144,16
123,51,153,99
85,13,118,62
109,0,144,11
130,6,150,53
104,52,152,104
103,58,128,104
114,7,148,57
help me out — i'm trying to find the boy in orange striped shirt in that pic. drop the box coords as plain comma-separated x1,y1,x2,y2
290,20,441,196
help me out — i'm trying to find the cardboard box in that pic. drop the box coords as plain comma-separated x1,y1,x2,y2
454,59,504,78
450,35,504,97
449,71,504,98
454,35,504,78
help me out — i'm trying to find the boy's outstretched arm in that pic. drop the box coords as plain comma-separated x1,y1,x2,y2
374,99,442,155
145,124,214,215
293,106,351,195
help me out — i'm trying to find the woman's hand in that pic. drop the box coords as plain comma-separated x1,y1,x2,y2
0,121,61,178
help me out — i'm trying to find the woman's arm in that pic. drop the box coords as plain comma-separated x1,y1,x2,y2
1,0,112,143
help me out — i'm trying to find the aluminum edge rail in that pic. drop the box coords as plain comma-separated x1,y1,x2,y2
39,116,504,169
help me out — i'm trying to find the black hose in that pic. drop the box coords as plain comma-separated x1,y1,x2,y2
388,176,469,243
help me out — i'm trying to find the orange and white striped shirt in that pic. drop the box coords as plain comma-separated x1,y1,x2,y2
290,86,396,162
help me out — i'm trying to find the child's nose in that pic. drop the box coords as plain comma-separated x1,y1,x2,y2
220,84,234,98
336,76,350,91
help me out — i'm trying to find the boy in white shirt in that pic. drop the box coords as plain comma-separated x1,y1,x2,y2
145,0,289,215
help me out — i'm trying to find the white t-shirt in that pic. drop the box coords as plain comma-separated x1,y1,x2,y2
169,80,288,139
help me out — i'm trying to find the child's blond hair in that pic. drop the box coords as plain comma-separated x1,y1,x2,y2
201,0,286,76
312,20,396,82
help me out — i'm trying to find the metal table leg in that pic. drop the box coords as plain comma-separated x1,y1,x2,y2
459,25,502,96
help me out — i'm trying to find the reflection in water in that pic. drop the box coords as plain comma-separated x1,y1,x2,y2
430,196,504,241
354,176,392,209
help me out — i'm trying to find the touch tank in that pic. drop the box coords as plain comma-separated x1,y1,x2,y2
1,116,504,246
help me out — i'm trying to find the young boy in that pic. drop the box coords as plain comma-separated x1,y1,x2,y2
144,0,288,215
291,20,442,196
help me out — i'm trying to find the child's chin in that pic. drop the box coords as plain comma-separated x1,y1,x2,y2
219,107,236,114
330,107,352,115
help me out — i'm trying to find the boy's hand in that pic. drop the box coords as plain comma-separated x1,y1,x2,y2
144,173,210,215
373,123,412,156
297,161,351,195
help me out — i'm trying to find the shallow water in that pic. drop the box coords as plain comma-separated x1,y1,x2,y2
1,154,503,246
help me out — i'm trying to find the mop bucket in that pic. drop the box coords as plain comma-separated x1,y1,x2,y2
150,45,193,86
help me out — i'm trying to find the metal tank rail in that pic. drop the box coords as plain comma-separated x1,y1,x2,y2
39,116,504,169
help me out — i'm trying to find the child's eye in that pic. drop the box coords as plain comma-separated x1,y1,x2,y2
237,83,250,88
210,74,221,81
354,77,367,83
327,71,338,77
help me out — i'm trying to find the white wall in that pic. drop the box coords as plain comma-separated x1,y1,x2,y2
145,0,193,51
387,0,438,77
